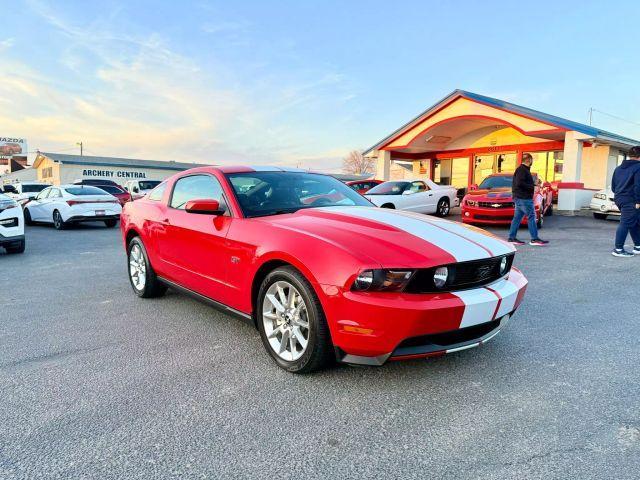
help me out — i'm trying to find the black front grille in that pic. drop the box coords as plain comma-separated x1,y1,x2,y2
473,214,510,220
478,201,514,209
404,254,514,293
396,319,500,349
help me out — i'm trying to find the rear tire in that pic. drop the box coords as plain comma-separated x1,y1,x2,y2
257,266,333,373
6,239,25,254
381,203,395,209
53,210,66,230
536,208,544,229
593,212,608,220
127,237,167,298
546,201,553,216
436,197,450,217
104,219,117,228
24,208,33,226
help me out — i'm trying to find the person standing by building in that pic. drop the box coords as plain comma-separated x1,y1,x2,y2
611,146,640,257
507,153,549,246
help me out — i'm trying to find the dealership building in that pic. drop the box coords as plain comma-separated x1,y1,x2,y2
364,90,640,213
30,152,207,186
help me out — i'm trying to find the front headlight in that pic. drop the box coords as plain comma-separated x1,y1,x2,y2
352,269,414,292
466,199,477,206
594,193,607,200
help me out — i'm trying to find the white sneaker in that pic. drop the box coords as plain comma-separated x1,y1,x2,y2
612,248,634,258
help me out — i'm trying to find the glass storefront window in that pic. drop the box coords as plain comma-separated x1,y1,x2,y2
473,153,516,185
434,157,469,188
524,150,563,182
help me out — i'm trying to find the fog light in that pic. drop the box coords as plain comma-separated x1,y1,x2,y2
500,256,508,274
464,211,470,217
433,266,448,288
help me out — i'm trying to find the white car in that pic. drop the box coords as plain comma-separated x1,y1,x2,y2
590,188,619,220
23,185,123,230
365,178,459,216
123,179,162,199
0,193,25,254
2,182,49,206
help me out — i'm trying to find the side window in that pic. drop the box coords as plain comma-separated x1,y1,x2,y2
409,181,428,193
170,175,227,212
148,183,167,201
350,183,363,190
49,188,61,198
36,188,51,200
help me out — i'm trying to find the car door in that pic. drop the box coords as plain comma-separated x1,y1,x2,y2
28,187,52,221
43,188,63,220
403,181,435,213
158,174,233,303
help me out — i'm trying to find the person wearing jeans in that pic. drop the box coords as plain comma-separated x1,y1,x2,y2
507,153,549,246
611,146,640,257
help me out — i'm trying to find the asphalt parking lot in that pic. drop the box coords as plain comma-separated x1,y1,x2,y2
1,213,639,479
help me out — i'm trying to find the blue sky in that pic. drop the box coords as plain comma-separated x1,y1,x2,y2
2,0,640,170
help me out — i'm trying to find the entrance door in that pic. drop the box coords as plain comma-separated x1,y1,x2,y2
473,153,517,185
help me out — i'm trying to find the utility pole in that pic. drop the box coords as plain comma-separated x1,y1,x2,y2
77,141,83,156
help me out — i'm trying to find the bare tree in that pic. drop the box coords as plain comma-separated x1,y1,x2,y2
342,150,374,175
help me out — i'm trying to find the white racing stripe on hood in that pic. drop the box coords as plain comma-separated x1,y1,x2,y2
394,210,514,257
317,206,490,262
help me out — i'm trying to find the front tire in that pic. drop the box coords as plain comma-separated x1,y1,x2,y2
24,208,33,226
6,239,25,254
104,219,117,228
380,203,395,209
536,208,544,229
53,210,66,230
257,266,333,373
127,237,167,298
436,197,450,217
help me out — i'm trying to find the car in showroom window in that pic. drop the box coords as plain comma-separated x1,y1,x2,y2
120,166,527,373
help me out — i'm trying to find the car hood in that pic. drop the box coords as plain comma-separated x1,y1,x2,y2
258,206,513,268
465,187,513,201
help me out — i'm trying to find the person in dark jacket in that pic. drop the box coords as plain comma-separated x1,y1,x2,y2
507,153,549,246
611,146,640,257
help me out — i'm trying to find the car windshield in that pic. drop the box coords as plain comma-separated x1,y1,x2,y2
225,171,371,218
138,181,161,190
64,186,109,196
366,181,411,195
22,184,48,193
479,176,513,189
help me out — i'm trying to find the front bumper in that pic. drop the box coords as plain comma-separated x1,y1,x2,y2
0,233,25,248
589,201,619,215
461,206,538,225
322,268,528,365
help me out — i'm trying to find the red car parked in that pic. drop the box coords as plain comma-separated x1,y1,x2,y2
346,179,383,194
121,166,528,373
461,173,553,228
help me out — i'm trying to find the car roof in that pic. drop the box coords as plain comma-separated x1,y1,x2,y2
185,165,313,175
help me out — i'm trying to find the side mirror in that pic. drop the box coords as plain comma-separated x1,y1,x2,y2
185,198,225,215
132,186,139,193
469,184,479,191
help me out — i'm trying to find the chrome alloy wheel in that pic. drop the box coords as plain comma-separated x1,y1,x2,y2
438,200,450,216
129,244,147,291
262,280,310,361
53,211,63,229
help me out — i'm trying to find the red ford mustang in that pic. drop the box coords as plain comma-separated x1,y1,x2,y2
121,166,528,373
461,173,553,228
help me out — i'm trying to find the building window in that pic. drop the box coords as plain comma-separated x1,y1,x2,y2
434,157,469,188
526,151,563,183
